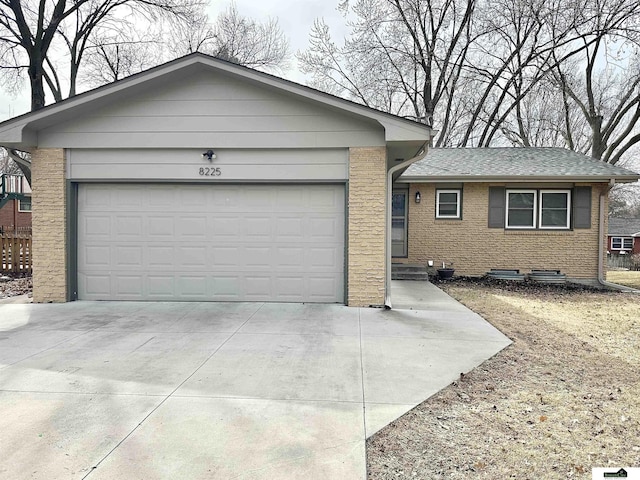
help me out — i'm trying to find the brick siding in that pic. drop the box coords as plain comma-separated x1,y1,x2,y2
348,147,387,306
0,200,31,230
32,149,67,302
401,182,607,280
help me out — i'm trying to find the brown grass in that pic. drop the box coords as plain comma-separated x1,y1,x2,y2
367,283,640,479
607,270,640,289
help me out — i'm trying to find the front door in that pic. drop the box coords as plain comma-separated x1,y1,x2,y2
392,190,408,257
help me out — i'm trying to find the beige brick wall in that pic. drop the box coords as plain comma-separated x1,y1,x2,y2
348,147,387,306
403,182,607,279
32,149,67,302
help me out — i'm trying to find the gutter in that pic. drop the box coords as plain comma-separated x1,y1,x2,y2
598,179,640,293
396,175,640,184
385,142,430,308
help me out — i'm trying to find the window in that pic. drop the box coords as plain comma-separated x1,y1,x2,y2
506,190,536,228
611,237,633,250
18,198,32,212
539,190,571,229
436,189,461,219
505,189,571,229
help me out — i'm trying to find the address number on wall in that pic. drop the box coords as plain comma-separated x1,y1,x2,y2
199,167,222,177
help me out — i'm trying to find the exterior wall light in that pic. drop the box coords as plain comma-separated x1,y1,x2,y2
415,191,421,204
202,150,217,161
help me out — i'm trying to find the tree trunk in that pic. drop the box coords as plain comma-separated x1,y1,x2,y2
591,115,605,160
29,60,47,111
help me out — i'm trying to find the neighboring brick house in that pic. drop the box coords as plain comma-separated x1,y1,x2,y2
393,148,639,283
0,53,638,305
0,174,31,233
607,217,640,255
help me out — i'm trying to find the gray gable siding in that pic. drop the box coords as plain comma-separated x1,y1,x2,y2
37,69,385,149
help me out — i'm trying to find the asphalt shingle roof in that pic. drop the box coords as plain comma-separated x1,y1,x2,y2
608,217,640,236
400,147,640,181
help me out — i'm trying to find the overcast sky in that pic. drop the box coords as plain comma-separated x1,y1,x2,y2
0,0,348,121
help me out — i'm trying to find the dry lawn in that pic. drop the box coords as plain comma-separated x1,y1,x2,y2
367,281,640,479
607,270,640,289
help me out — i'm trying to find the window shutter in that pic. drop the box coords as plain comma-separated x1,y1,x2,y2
573,186,592,229
488,187,506,228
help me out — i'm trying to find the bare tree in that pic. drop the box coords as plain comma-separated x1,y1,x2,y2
299,0,477,134
299,0,640,163
0,0,202,111
80,30,165,86
609,182,640,217
169,3,290,72
0,147,21,175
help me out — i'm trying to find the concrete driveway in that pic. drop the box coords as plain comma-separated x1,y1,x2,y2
0,282,510,479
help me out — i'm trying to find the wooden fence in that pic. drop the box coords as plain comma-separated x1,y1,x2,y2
608,253,640,271
0,232,32,274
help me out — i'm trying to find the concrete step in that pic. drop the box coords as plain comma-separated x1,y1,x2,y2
392,272,430,281
391,264,430,281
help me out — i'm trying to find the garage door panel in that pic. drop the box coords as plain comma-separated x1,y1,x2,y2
115,245,143,267
148,246,174,267
81,245,111,267
210,216,241,237
115,216,143,238
113,187,144,208
177,216,207,239
78,184,345,302
80,274,110,297
80,215,112,238
178,276,208,297
177,246,208,268
147,276,174,297
245,276,272,300
148,216,175,237
308,276,342,301
115,275,144,298
210,276,242,299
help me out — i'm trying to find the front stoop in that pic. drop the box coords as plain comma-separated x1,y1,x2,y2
392,263,429,281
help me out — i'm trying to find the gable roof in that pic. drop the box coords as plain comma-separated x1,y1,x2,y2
0,53,432,149
608,217,640,236
398,147,640,183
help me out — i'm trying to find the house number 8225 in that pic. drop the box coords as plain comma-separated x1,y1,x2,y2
199,167,222,177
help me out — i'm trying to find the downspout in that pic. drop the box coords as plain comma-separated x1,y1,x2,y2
597,179,638,291
597,180,614,287
385,143,429,308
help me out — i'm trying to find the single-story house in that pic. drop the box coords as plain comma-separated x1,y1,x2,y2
393,148,639,281
0,53,638,305
0,174,31,234
607,217,640,255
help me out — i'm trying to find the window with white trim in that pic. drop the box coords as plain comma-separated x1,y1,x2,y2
539,190,571,229
506,189,571,229
18,197,32,212
506,190,537,228
436,189,461,219
611,237,633,250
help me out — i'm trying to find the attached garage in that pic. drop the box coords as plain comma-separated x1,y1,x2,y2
77,183,345,302
0,53,432,306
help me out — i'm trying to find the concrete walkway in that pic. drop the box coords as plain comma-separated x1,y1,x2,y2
0,281,511,479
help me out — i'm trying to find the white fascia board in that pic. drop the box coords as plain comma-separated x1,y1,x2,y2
396,175,640,183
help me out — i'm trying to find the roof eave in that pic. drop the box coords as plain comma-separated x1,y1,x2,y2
396,174,640,183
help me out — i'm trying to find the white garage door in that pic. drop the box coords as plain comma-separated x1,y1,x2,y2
77,184,345,302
